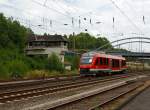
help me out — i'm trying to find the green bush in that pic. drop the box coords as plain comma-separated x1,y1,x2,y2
25,70,48,79
65,55,80,70
25,56,48,70
6,60,29,78
0,63,10,80
71,56,80,70
47,53,64,72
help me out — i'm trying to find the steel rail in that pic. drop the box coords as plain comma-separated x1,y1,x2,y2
0,73,139,103
89,83,143,110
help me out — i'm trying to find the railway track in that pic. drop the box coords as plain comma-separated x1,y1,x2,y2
50,80,145,110
89,83,143,110
0,74,127,93
0,73,143,104
0,75,81,91
0,72,144,92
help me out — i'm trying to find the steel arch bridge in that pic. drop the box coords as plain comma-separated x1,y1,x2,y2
113,41,150,48
96,37,150,50
96,37,150,58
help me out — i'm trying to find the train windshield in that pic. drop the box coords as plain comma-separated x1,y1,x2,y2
80,57,93,64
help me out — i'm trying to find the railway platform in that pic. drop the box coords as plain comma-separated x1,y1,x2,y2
121,86,150,110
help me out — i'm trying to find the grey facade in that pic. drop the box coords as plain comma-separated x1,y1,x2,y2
25,34,68,62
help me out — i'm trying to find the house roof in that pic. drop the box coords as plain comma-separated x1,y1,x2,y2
28,34,68,42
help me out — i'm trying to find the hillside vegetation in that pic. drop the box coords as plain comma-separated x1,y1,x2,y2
0,13,113,80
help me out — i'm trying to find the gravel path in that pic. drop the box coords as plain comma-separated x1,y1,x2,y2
121,86,150,110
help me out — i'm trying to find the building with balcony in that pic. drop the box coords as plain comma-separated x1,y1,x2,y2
25,34,68,62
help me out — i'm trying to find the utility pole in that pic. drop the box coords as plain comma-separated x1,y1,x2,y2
79,16,81,28
72,17,75,51
112,17,115,32
73,32,75,51
50,20,52,28
72,17,74,27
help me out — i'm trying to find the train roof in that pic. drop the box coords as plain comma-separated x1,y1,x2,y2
96,54,125,60
82,52,125,60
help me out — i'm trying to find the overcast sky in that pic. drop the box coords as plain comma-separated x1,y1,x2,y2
0,0,150,52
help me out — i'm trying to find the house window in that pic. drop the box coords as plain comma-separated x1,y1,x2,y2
64,42,67,46
29,42,32,46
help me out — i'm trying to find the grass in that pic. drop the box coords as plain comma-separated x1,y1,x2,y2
24,70,79,79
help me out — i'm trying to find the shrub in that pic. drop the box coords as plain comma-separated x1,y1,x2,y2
71,55,80,70
6,60,29,79
65,55,80,70
46,53,64,72
25,56,48,70
25,70,48,79
0,63,10,80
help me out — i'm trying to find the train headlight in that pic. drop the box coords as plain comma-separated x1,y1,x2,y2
89,59,92,63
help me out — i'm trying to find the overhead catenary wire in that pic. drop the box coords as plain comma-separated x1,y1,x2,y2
2,0,145,37
0,3,66,26
31,0,87,31
109,0,143,33
32,0,92,30
0,1,102,34
124,0,146,25
5,15,79,34
43,0,48,6
124,0,139,16
2,11,83,35
50,0,72,16
0,3,86,34
53,0,85,17
5,16,56,33
31,0,78,21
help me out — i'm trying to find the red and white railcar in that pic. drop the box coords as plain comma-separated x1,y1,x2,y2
79,52,127,76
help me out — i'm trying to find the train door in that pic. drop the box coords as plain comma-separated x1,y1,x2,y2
94,57,99,69
119,60,121,69
109,58,112,69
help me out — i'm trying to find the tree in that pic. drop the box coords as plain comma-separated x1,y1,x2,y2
0,13,31,51
68,32,113,50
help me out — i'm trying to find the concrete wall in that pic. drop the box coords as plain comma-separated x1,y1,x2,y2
127,62,150,71
26,46,68,62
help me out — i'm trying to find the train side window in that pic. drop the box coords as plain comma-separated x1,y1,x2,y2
103,58,105,65
117,60,119,67
106,58,108,65
122,60,123,66
95,58,99,65
115,60,117,67
122,60,126,66
112,59,119,67
103,58,108,65
112,59,115,67
100,58,103,65
124,61,126,66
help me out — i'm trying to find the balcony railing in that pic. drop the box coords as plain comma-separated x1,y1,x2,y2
26,45,68,50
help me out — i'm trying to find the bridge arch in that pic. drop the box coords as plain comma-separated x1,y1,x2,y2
96,37,150,51
113,41,150,48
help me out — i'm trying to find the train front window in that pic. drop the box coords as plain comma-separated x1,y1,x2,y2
81,57,92,64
